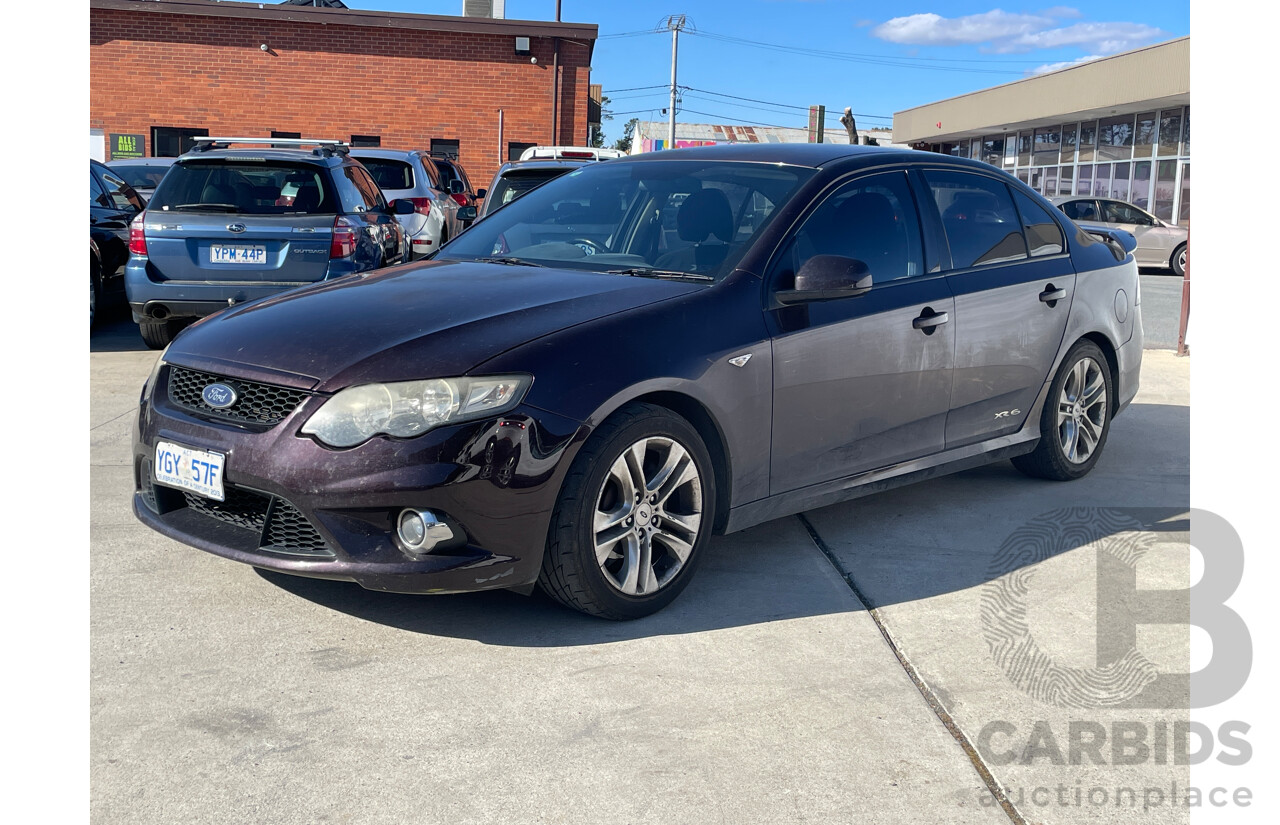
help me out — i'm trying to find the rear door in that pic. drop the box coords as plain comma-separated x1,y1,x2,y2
919,168,1075,449
142,160,335,285
768,169,955,492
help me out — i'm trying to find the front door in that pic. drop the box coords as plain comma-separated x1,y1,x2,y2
768,170,954,494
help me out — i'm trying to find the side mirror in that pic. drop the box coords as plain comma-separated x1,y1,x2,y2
775,255,873,305
456,205,478,222
449,180,466,195
475,188,487,200
390,199,417,215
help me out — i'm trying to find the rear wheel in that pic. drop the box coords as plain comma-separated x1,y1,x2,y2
139,319,182,350
538,402,716,620
1012,340,1113,481
1170,243,1187,277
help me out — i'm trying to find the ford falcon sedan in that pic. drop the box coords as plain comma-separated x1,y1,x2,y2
133,144,1142,619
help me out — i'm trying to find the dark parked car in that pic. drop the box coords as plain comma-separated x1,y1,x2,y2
107,157,177,201
125,137,412,348
91,159,145,327
133,144,1142,619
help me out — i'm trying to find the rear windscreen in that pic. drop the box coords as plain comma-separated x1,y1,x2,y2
354,158,414,191
147,161,335,215
489,170,573,208
110,164,169,190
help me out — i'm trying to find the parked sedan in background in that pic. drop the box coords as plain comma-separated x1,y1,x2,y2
107,157,177,201
91,159,145,327
349,148,461,259
132,144,1141,620
1052,195,1187,276
125,137,411,348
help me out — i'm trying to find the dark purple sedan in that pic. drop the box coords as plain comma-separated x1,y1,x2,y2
134,144,1142,619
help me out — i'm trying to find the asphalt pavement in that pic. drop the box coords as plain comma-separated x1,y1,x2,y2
91,298,1190,824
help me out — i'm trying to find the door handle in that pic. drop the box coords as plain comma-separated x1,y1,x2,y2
912,308,949,332
1039,285,1067,304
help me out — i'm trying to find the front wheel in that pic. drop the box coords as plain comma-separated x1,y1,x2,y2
1170,243,1187,277
538,403,716,620
1012,340,1113,481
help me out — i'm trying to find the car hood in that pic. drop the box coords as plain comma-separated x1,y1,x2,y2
164,259,704,392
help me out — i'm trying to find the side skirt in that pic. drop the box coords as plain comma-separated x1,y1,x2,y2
722,431,1040,534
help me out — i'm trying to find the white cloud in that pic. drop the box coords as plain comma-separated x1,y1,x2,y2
1028,54,1103,75
872,8,1167,55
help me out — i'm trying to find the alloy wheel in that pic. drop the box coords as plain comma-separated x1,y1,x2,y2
593,436,703,596
1056,356,1107,464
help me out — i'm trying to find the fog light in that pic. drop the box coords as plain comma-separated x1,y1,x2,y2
397,509,454,554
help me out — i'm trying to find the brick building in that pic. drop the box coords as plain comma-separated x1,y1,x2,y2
89,0,598,186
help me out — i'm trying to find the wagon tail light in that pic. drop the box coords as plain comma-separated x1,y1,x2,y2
449,193,469,207
330,216,358,258
129,211,148,256
406,197,432,215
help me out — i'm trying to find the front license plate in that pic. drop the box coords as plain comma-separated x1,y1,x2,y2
210,244,267,265
154,441,226,501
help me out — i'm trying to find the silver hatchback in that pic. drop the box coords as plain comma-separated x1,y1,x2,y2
350,149,462,259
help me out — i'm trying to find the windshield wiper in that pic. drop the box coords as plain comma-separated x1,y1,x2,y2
476,256,545,267
170,203,243,213
606,267,714,282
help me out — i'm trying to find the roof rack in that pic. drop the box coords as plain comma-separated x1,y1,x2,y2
187,137,349,157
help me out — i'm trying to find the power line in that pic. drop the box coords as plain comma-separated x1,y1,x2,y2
603,84,669,93
682,87,892,121
598,29,662,39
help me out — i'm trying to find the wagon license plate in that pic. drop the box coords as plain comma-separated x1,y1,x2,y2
154,441,226,501
210,244,266,265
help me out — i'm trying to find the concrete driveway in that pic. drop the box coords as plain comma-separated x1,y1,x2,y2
91,309,1189,825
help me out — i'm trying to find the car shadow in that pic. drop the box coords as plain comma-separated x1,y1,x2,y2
92,303,150,352
254,403,1189,646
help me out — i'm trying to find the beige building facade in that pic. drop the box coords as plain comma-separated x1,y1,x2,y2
893,37,1190,225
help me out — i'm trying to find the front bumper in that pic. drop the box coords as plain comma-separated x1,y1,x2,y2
133,362,586,594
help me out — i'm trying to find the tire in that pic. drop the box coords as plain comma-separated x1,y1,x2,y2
1012,339,1113,481
1170,243,1187,278
90,267,100,330
139,319,181,350
538,402,716,620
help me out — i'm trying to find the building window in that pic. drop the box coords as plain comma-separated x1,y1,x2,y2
1060,123,1077,164
1158,110,1182,157
271,130,301,148
1134,112,1157,158
1093,163,1111,197
1058,165,1073,197
431,139,460,160
1033,127,1060,162
508,142,537,161
1181,107,1190,155
1111,161,1131,202
1044,166,1058,197
1078,121,1097,163
351,135,381,147
1097,115,1134,162
981,135,1004,167
1004,134,1017,166
1154,160,1178,221
1132,161,1152,209
1016,132,1032,166
1179,162,1191,225
1076,164,1093,196
151,126,208,157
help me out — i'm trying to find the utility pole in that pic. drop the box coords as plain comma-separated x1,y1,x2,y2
665,15,687,149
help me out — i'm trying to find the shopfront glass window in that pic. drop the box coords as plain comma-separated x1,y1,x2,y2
1078,121,1097,163
1034,128,1060,162
1017,132,1032,166
1134,112,1157,159
982,135,1004,167
1111,162,1131,202
1153,160,1177,221
1178,162,1191,225
1158,110,1183,158
1131,161,1152,210
1060,123,1077,164
1044,166,1058,197
1093,163,1111,197
1004,134,1017,167
1076,164,1093,196
1182,107,1190,155
1058,165,1074,196
1098,115,1134,161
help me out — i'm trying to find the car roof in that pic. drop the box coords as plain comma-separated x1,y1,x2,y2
175,147,341,166
107,157,176,166
347,148,423,161
494,159,593,175
618,142,923,168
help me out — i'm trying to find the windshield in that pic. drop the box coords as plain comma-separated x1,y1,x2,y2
440,159,813,281
110,163,170,190
147,160,336,215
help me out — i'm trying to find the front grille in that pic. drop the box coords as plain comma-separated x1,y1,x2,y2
168,367,310,427
182,485,333,558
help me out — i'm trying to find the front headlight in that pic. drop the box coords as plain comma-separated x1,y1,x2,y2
301,375,532,448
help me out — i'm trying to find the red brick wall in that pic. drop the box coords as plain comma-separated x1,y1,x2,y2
90,8,593,186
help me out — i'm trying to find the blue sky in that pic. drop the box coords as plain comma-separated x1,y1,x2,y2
347,1,1189,145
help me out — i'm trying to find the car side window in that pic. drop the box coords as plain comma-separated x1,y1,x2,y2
338,167,379,212
1059,200,1098,222
924,170,1027,269
1103,200,1153,225
781,171,925,284
418,155,443,190
1012,191,1065,257
99,169,143,211
90,169,109,207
